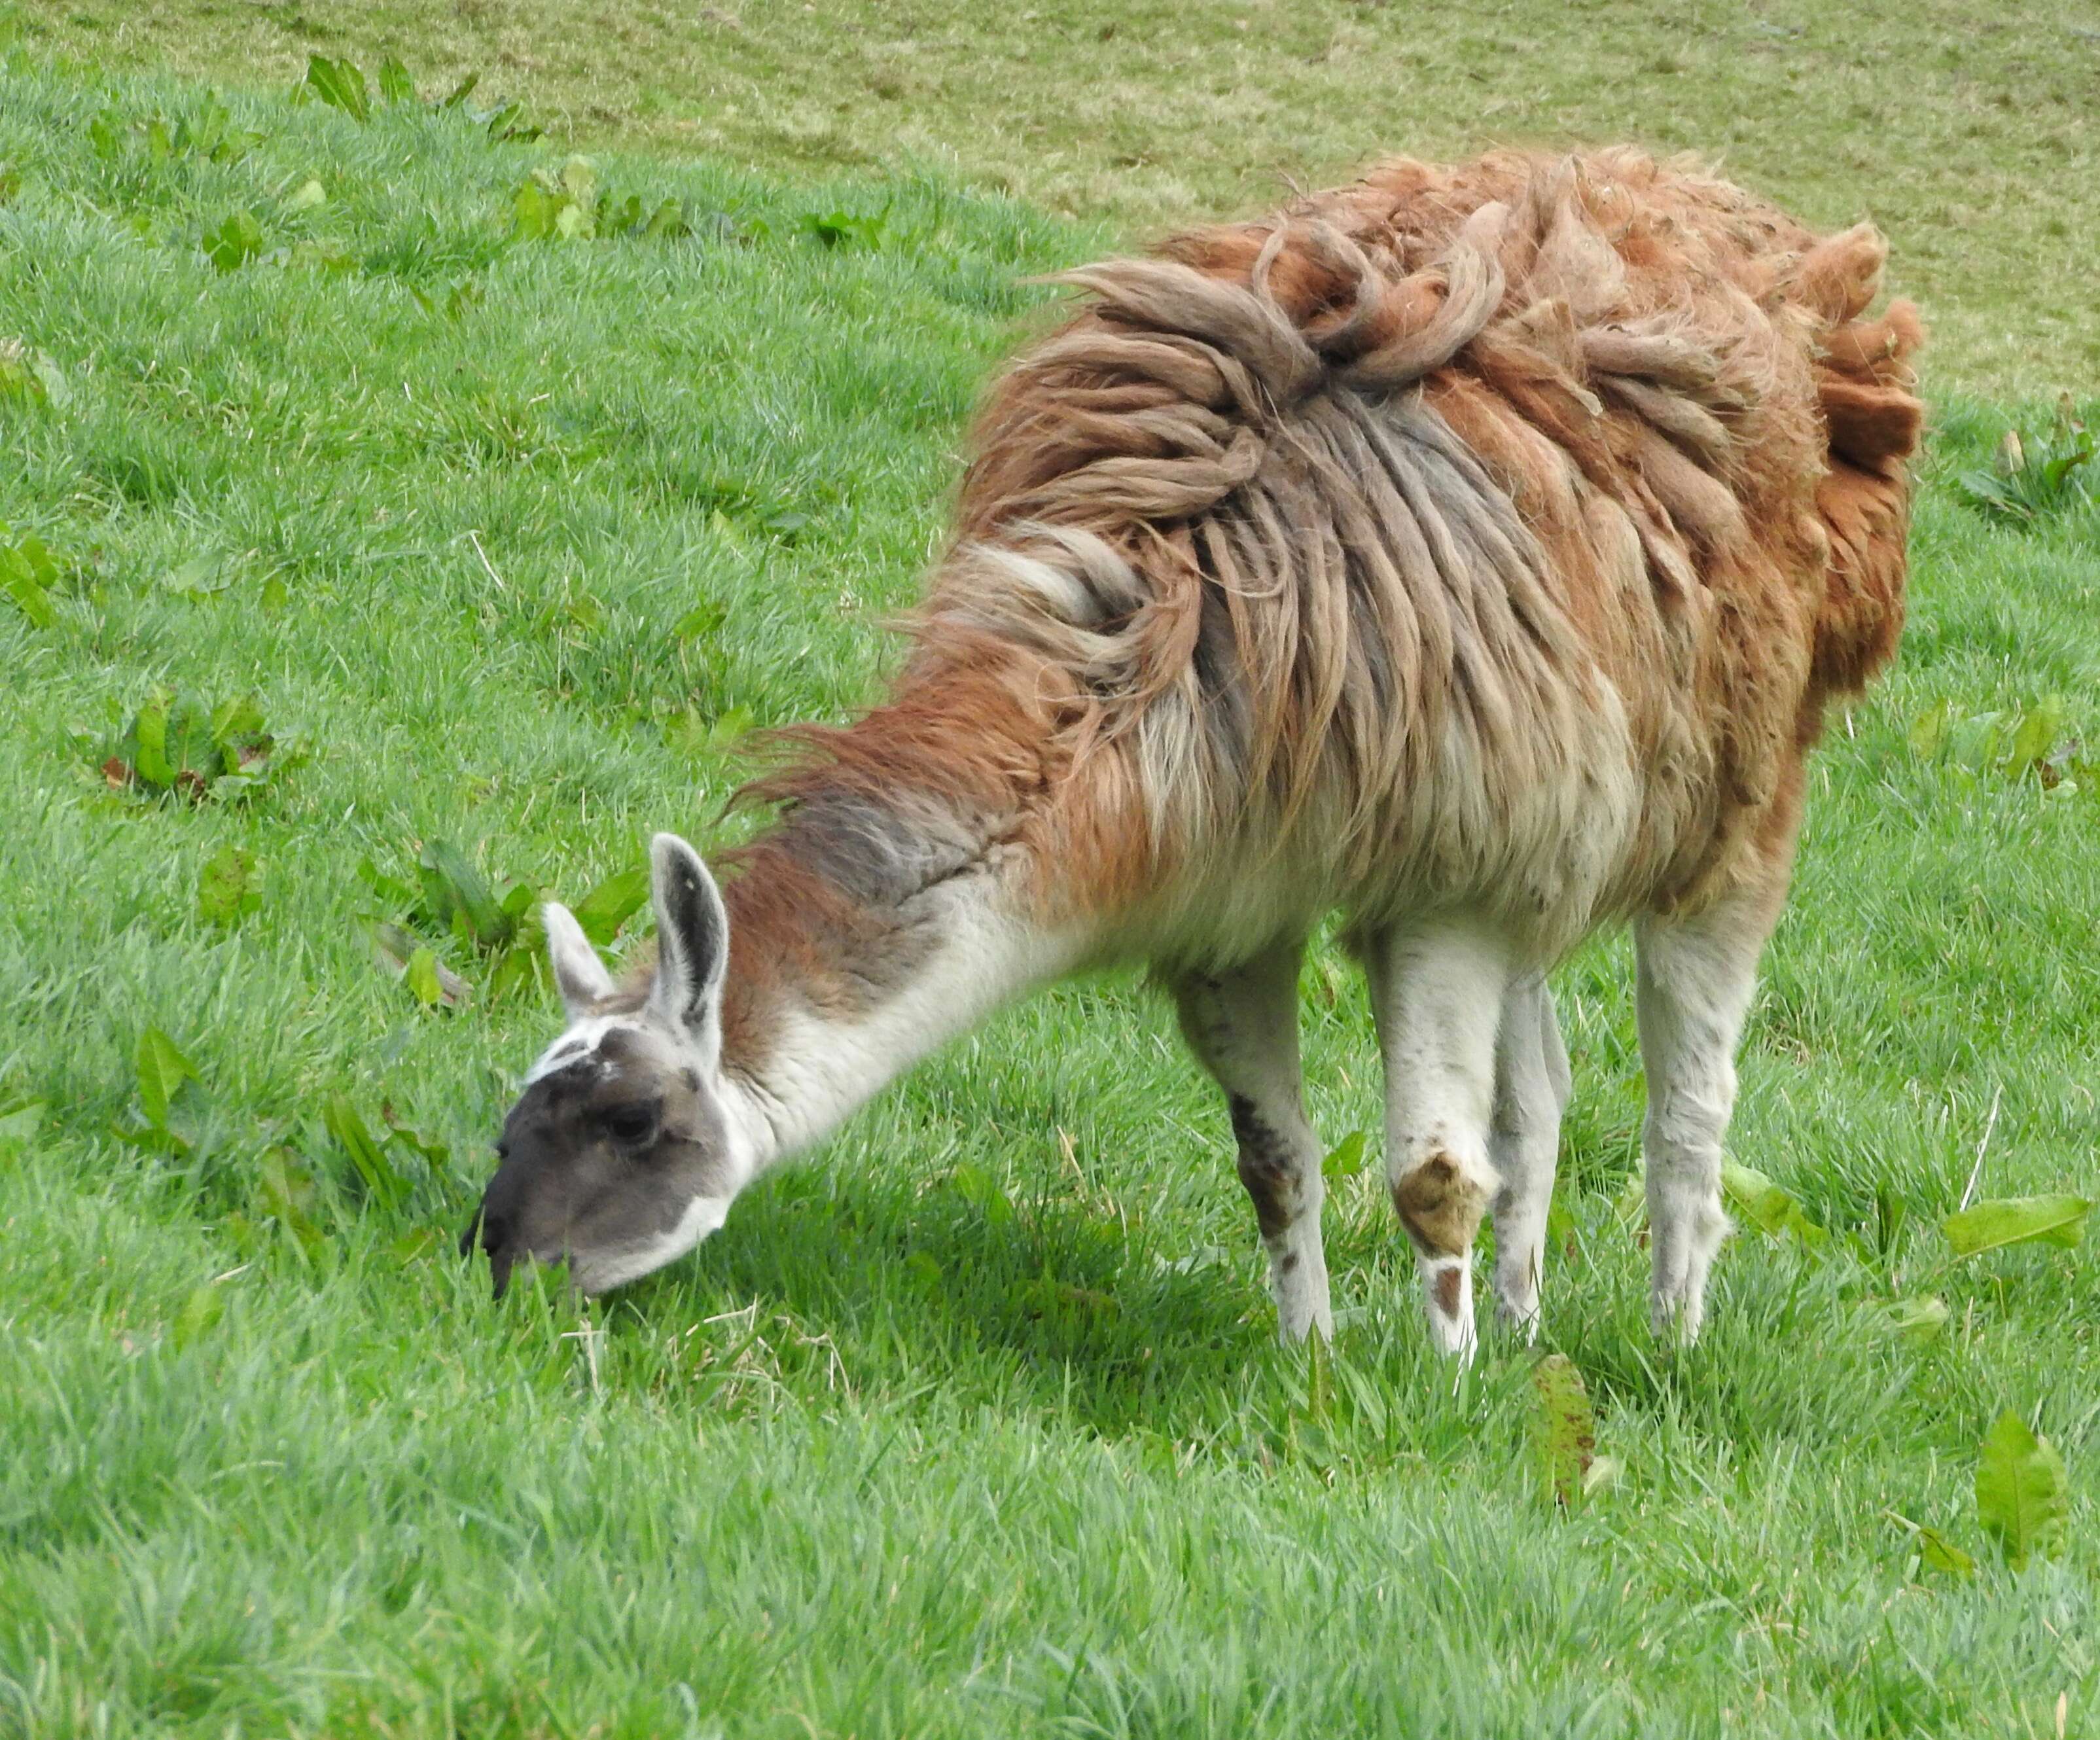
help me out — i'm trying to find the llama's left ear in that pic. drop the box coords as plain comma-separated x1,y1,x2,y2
647,833,729,1045
544,900,615,1018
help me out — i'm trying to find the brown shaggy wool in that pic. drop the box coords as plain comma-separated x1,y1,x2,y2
724,147,1921,1016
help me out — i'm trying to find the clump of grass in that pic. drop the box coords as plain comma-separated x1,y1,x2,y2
1954,397,2094,526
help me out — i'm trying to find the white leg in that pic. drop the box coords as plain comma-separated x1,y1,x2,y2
1358,917,1512,1361
1488,973,1569,1338
1173,940,1333,1344
1635,890,1776,1341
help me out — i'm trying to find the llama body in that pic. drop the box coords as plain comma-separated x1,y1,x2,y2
469,149,1922,1354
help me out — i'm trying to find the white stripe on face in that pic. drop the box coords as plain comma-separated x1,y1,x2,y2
524,1016,640,1086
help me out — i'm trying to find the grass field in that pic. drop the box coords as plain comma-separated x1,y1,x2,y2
17,0,2100,402
1,26,2097,1740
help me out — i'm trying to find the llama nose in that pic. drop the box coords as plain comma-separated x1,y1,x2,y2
461,1203,519,1301
459,1197,510,1260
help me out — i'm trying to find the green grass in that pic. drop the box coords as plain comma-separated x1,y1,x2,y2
15,0,2100,401
2,48,2097,1740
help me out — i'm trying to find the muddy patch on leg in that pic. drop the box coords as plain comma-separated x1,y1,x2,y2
1392,1152,1487,1258
1397,1155,1486,1360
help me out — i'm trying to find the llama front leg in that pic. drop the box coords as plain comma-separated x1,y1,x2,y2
1488,972,1571,1338
1172,941,1333,1344
1359,919,1510,1360
1635,889,1778,1341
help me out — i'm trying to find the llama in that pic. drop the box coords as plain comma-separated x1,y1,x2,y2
463,149,1923,1355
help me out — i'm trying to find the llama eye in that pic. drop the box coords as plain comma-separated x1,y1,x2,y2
603,1102,661,1147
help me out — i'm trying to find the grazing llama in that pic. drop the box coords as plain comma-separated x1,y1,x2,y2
464,149,1922,1355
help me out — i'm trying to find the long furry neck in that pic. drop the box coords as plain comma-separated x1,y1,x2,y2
711,660,1093,1158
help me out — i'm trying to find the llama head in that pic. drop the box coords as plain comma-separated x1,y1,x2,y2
463,833,758,1298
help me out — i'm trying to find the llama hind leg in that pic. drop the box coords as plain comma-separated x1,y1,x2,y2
1172,940,1333,1344
1359,918,1511,1360
1489,972,1570,1338
1635,888,1779,1342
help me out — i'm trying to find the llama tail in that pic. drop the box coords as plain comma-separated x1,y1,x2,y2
1794,225,1925,698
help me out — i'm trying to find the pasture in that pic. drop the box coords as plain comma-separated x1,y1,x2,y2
1,16,2097,1739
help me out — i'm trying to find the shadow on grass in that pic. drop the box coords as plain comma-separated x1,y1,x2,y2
594,1159,1275,1439
569,1161,1591,1474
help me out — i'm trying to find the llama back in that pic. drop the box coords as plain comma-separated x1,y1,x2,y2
843,151,1921,956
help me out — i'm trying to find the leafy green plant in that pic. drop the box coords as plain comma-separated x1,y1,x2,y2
236,178,355,272
404,946,446,1008
318,1095,412,1213
370,922,470,1008
1955,402,2094,525
359,841,537,997
408,277,484,319
938,1162,1016,1226
418,840,531,955
1722,1162,1827,1244
358,847,649,1001
1908,696,2083,796
1975,1410,2069,1571
1888,1512,1976,1580
224,1098,453,1243
476,100,544,145
0,1101,44,1160
154,91,258,163
1883,1296,1949,1344
203,208,266,272
601,192,710,240
172,1283,226,1350
1915,1525,1976,1578
0,340,62,408
274,238,357,275
664,702,756,758
251,1146,327,1260
1529,1354,1597,1510
112,1026,209,1157
376,56,416,108
85,93,258,164
1941,1194,2090,1257
569,865,649,946
300,52,541,141
0,523,61,626
99,690,295,803
513,156,599,241
302,55,372,123
196,843,263,927
86,109,122,159
161,556,231,600
1320,1131,1367,1182
512,156,715,243
791,207,887,249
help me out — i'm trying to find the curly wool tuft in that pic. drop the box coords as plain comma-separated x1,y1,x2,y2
731,147,1922,975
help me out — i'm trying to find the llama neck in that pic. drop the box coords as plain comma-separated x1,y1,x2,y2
715,787,1082,1163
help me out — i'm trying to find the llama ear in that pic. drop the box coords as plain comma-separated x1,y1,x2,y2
647,833,729,1041
544,901,614,1018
